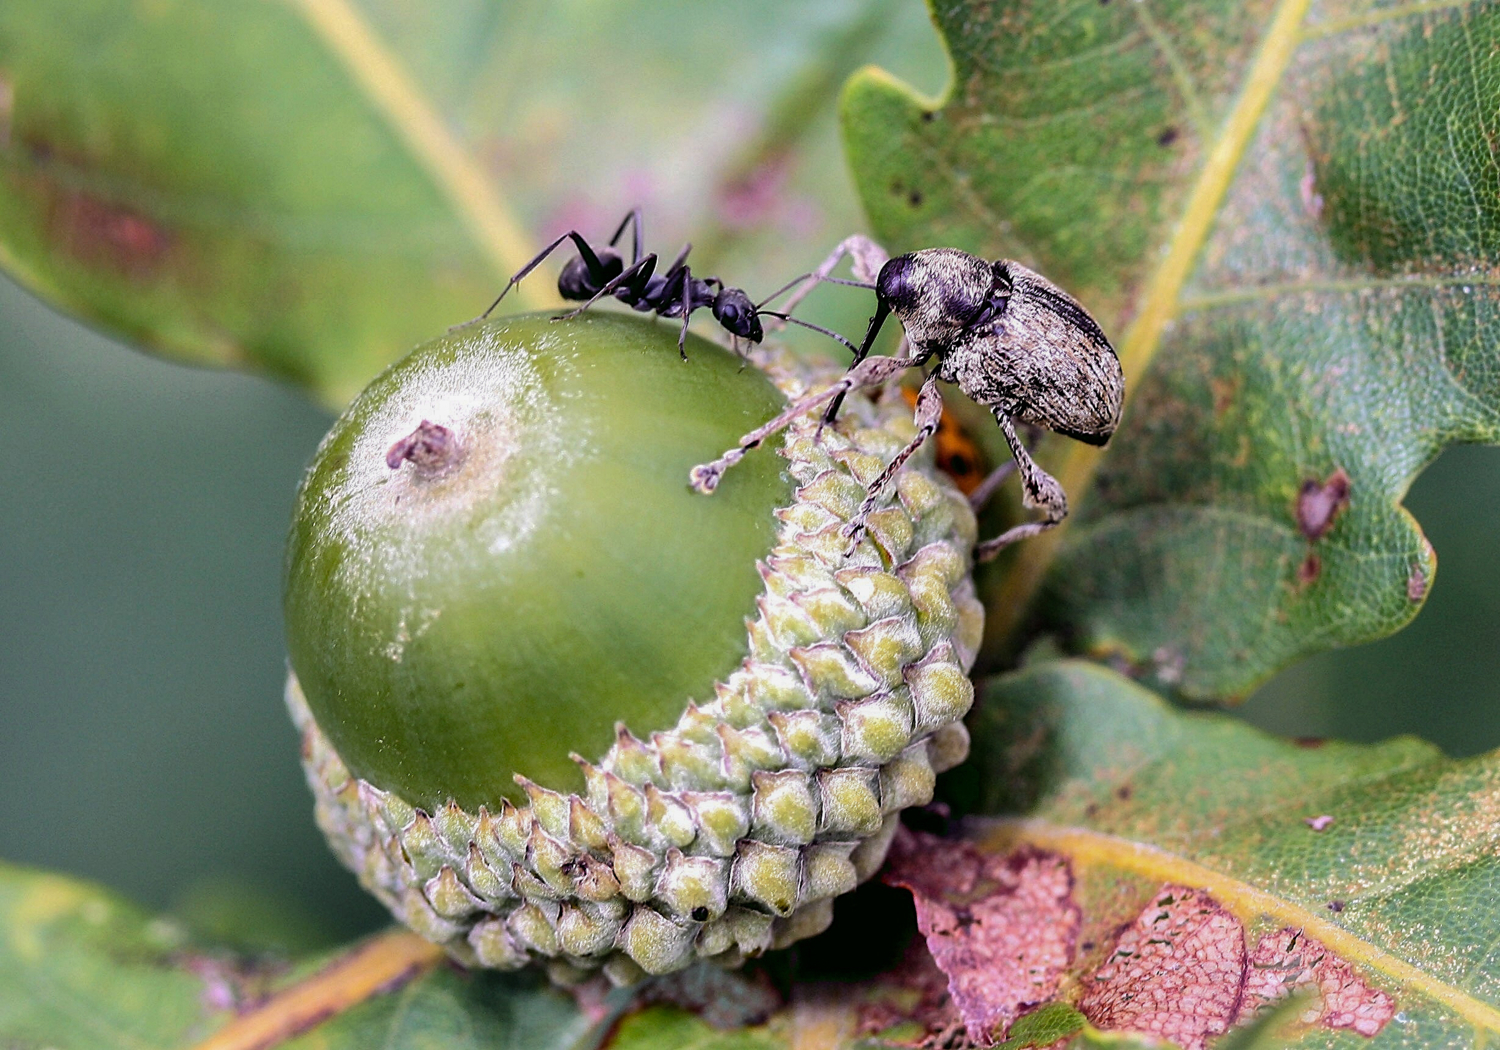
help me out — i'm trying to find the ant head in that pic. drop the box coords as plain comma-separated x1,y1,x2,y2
558,248,623,300
714,288,763,343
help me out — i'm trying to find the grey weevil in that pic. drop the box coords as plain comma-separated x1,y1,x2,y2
689,236,1125,560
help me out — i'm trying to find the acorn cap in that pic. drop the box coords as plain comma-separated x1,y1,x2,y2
285,313,982,981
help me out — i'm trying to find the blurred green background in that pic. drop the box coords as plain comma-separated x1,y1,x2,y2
4,0,1500,948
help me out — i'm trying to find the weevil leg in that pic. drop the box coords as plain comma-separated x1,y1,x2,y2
774,235,891,320
553,254,658,321
840,373,944,552
689,354,923,494
456,230,610,328
974,413,1068,560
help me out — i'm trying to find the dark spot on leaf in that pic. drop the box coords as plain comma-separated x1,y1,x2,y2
1296,468,1351,540
1084,802,1100,818
1407,565,1428,602
48,189,174,279
1239,928,1393,1036
1115,784,1132,801
1327,900,1346,913
1294,736,1327,749
909,189,924,207
177,951,283,1015
921,110,936,124
1298,552,1322,584
1157,126,1179,147
387,420,461,474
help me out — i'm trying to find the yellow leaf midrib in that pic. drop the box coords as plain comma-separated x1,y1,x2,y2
287,0,549,309
989,817,1500,1033
984,0,1315,651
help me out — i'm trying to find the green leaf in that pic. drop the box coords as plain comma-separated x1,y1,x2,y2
0,862,232,1046
0,0,943,406
933,659,1500,1048
843,0,1500,699
0,858,807,1050
0,859,621,1050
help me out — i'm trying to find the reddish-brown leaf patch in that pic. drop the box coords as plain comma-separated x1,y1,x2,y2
47,187,175,279
1079,886,1246,1050
1296,468,1351,541
884,829,1080,1046
1239,928,1394,1037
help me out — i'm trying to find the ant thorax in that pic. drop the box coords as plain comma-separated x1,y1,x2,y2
878,248,997,351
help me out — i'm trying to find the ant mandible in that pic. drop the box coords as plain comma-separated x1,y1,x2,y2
466,209,854,359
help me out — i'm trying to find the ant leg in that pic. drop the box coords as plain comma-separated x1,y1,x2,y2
690,354,922,494
777,235,890,320
609,209,645,265
458,231,610,328
839,373,944,552
973,413,1068,561
554,254,658,320
967,461,1017,513
676,264,694,360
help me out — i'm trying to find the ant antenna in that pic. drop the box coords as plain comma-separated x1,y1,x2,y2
756,273,876,310
756,311,859,355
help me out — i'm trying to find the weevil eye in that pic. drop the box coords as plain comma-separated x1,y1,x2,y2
875,255,920,314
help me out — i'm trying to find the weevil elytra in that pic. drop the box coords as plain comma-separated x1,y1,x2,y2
690,236,1125,560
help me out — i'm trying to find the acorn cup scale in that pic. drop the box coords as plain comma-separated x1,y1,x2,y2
284,312,984,983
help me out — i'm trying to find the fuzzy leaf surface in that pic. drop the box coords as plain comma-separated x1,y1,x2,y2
0,0,941,405
844,0,1500,698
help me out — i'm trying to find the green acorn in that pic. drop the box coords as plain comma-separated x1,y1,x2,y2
284,312,983,985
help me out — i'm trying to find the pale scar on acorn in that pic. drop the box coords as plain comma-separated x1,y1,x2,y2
691,236,1126,561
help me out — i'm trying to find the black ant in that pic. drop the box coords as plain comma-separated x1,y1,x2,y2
468,209,855,360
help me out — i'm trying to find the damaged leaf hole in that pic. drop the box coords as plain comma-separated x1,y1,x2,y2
1407,564,1428,602
1294,468,1351,585
1297,468,1351,541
